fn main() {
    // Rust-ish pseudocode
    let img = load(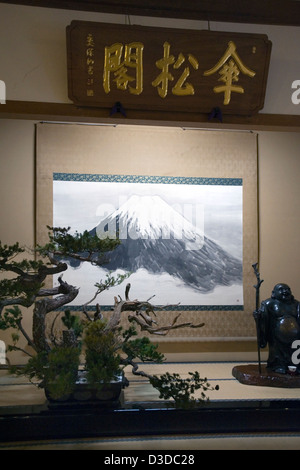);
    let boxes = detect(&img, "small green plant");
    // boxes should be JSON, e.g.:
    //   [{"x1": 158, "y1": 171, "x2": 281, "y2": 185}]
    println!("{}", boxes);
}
[
  {"x1": 13, "y1": 346, "x2": 81, "y2": 400},
  {"x1": 150, "y1": 371, "x2": 219, "y2": 409},
  {"x1": 84, "y1": 319, "x2": 121, "y2": 385},
  {"x1": 61, "y1": 309, "x2": 84, "y2": 340},
  {"x1": 122, "y1": 335, "x2": 165, "y2": 364},
  {"x1": 44, "y1": 347, "x2": 81, "y2": 399}
]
